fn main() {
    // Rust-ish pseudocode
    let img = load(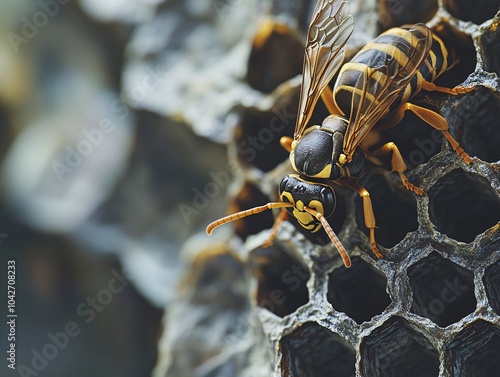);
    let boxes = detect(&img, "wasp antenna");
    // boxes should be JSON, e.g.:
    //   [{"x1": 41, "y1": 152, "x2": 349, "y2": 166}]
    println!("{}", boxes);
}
[
  {"x1": 304, "y1": 206, "x2": 351, "y2": 268},
  {"x1": 206, "y1": 202, "x2": 293, "y2": 236}
]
